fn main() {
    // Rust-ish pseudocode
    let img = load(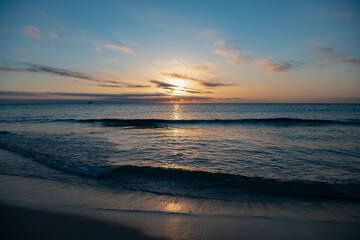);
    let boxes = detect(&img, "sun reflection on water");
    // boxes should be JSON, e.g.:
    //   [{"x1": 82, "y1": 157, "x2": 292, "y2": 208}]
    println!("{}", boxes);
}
[
  {"x1": 164, "y1": 202, "x2": 182, "y2": 212},
  {"x1": 173, "y1": 104, "x2": 181, "y2": 120}
]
